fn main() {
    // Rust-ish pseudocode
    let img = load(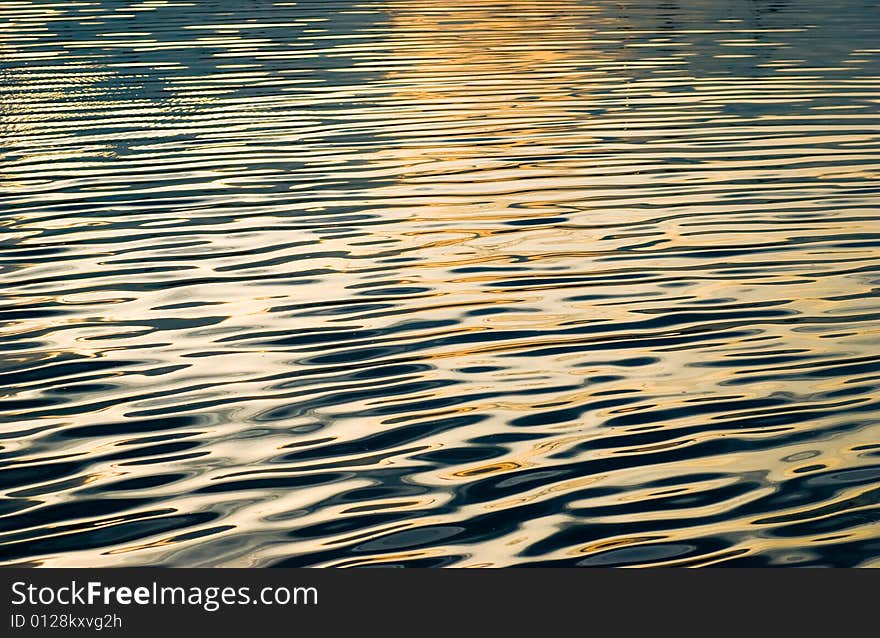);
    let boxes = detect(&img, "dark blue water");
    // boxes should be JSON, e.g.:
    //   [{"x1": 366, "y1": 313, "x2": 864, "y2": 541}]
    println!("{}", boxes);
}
[{"x1": 2, "y1": 0, "x2": 880, "y2": 567}]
